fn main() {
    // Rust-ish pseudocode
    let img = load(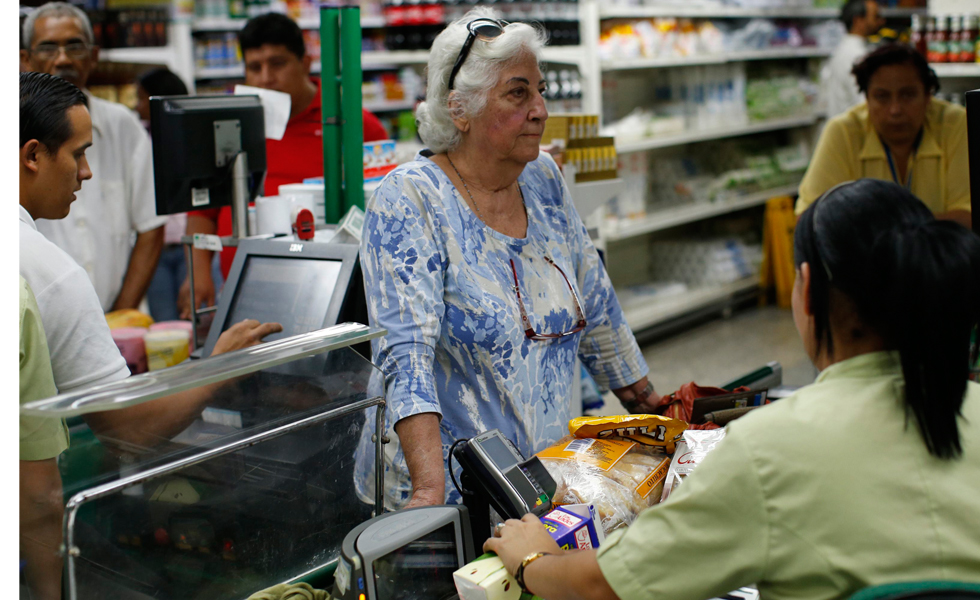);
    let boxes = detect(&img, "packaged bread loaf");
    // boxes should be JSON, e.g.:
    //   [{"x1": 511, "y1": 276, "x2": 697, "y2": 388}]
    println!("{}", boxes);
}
[{"x1": 536, "y1": 436, "x2": 671, "y2": 534}]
